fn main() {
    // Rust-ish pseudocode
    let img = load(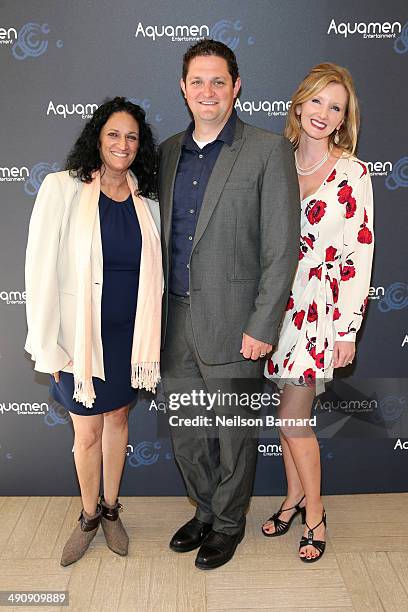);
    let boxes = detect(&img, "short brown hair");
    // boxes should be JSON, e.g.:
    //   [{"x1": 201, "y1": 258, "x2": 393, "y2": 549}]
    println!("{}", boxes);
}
[{"x1": 182, "y1": 39, "x2": 239, "y2": 85}]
